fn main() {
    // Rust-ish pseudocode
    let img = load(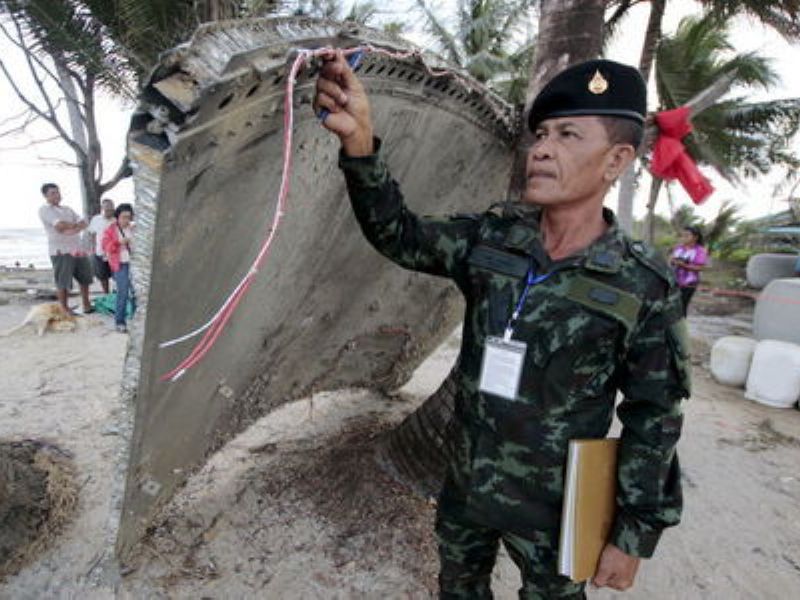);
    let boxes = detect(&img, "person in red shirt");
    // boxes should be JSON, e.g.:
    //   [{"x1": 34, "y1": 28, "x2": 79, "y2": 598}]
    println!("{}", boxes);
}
[{"x1": 101, "y1": 203, "x2": 135, "y2": 333}]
